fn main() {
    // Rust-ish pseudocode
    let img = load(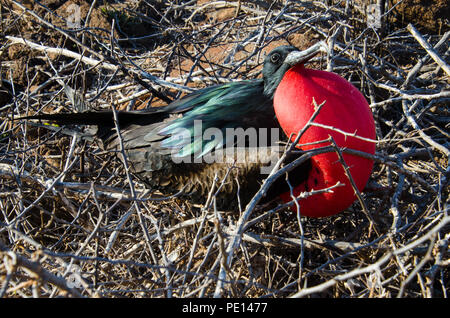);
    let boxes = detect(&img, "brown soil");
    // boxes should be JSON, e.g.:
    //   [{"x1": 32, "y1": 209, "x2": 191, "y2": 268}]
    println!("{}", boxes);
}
[{"x1": 391, "y1": 0, "x2": 449, "y2": 33}]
